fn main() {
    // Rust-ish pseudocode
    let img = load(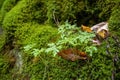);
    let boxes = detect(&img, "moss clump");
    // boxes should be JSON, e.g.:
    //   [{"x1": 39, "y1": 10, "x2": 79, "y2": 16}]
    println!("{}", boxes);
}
[
  {"x1": 109, "y1": 7, "x2": 120, "y2": 34},
  {"x1": 15, "y1": 22, "x2": 58, "y2": 48},
  {"x1": 0, "y1": 0, "x2": 4, "y2": 9},
  {"x1": 2, "y1": 0, "x2": 47, "y2": 47},
  {"x1": 2, "y1": 0, "x2": 46, "y2": 30},
  {"x1": 0, "y1": 0, "x2": 19, "y2": 25}
]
